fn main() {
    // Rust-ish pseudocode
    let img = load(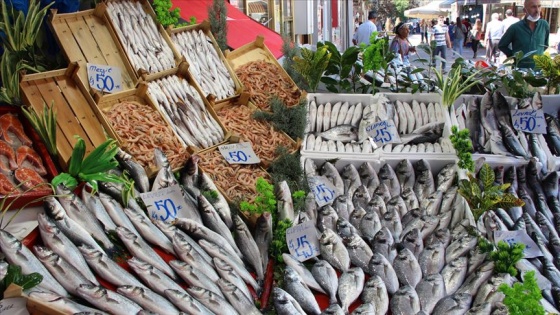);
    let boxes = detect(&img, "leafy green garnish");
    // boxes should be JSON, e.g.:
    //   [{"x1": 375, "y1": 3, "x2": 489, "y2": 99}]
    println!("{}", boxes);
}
[
  {"x1": 450, "y1": 126, "x2": 474, "y2": 172},
  {"x1": 498, "y1": 271, "x2": 544, "y2": 315},
  {"x1": 21, "y1": 103, "x2": 57, "y2": 158},
  {"x1": 0, "y1": 264, "x2": 43, "y2": 298},
  {"x1": 253, "y1": 97, "x2": 307, "y2": 141},
  {"x1": 271, "y1": 218, "x2": 292, "y2": 263},
  {"x1": 239, "y1": 178, "x2": 276, "y2": 215},
  {"x1": 292, "y1": 45, "x2": 331, "y2": 92},
  {"x1": 153, "y1": 0, "x2": 193, "y2": 27},
  {"x1": 479, "y1": 238, "x2": 525, "y2": 276},
  {"x1": 267, "y1": 147, "x2": 307, "y2": 194}
]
